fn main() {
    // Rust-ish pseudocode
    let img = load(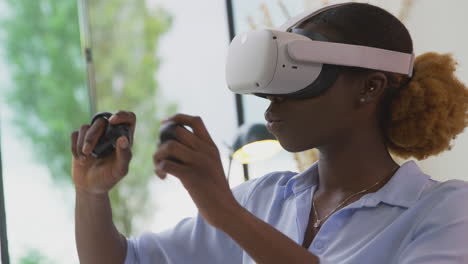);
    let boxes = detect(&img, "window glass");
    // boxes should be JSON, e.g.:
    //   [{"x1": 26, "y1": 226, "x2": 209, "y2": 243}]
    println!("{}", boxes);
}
[
  {"x1": 80, "y1": 0, "x2": 258, "y2": 241},
  {"x1": 0, "y1": 0, "x2": 87, "y2": 262},
  {"x1": 143, "y1": 0, "x2": 244, "y2": 233},
  {"x1": 0, "y1": 0, "x2": 241, "y2": 263}
]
